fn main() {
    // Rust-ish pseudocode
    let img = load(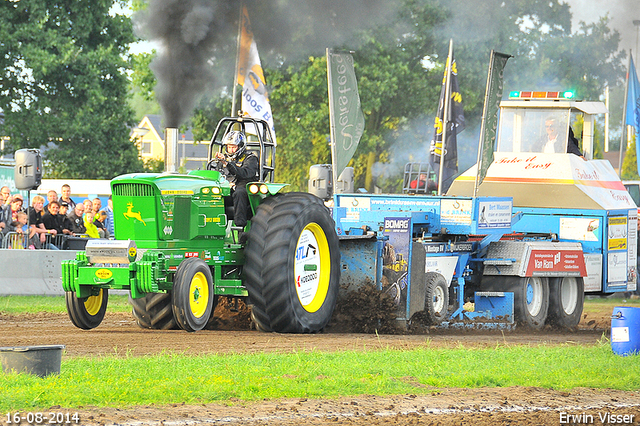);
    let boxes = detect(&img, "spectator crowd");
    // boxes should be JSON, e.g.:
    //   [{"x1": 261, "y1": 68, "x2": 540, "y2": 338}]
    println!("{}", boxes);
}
[{"x1": 0, "y1": 184, "x2": 115, "y2": 249}]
